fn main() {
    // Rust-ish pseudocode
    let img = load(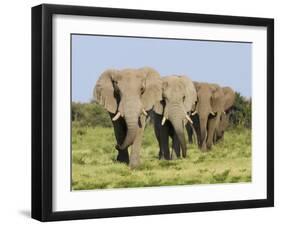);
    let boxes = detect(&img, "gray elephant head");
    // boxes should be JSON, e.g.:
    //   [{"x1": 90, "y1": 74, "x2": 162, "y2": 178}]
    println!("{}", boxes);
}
[
  {"x1": 154, "y1": 75, "x2": 197, "y2": 157},
  {"x1": 192, "y1": 82, "x2": 224, "y2": 150},
  {"x1": 94, "y1": 67, "x2": 162, "y2": 149}
]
